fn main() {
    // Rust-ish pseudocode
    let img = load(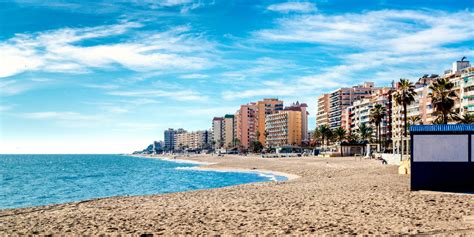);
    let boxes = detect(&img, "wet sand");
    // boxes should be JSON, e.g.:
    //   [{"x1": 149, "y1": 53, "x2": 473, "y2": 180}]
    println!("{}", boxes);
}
[{"x1": 0, "y1": 155, "x2": 473, "y2": 235}]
